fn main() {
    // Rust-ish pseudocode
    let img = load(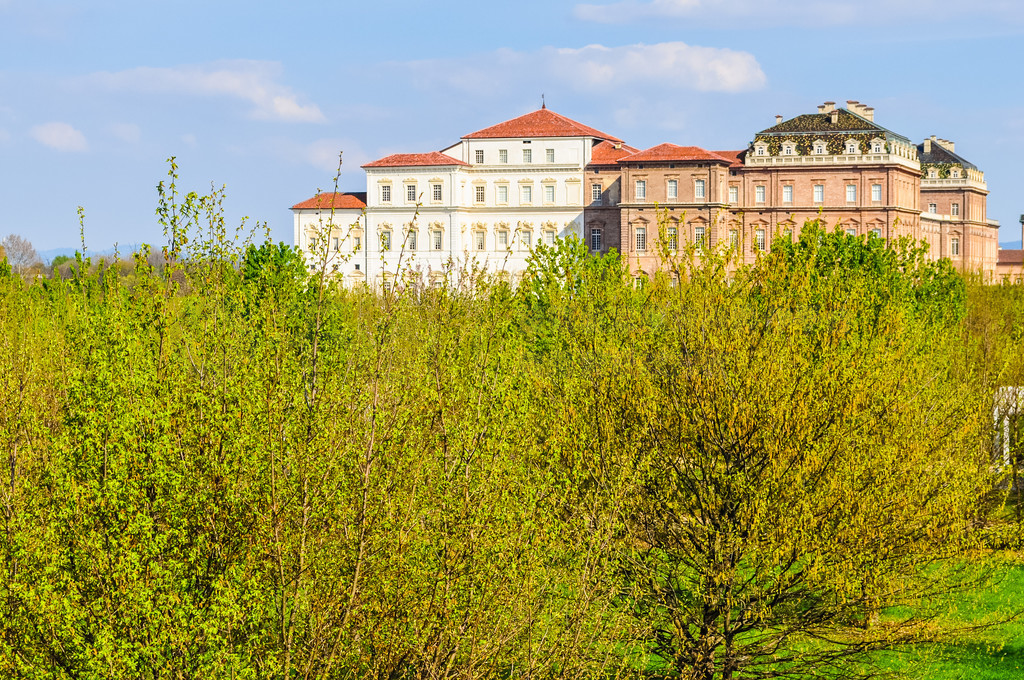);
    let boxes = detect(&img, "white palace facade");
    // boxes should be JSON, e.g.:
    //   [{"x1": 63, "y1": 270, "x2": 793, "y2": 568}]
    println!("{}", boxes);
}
[{"x1": 291, "y1": 107, "x2": 622, "y2": 288}]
